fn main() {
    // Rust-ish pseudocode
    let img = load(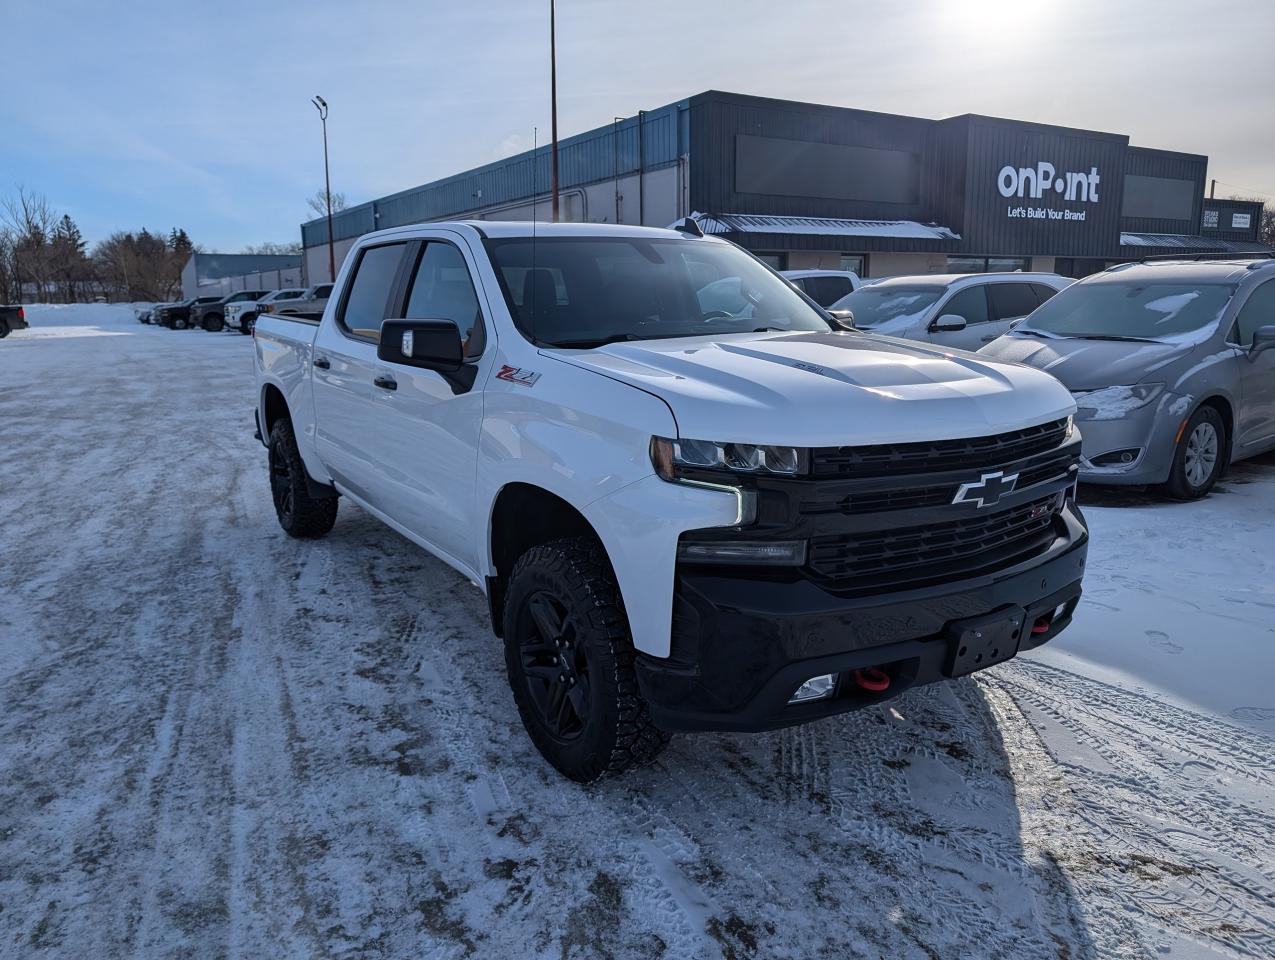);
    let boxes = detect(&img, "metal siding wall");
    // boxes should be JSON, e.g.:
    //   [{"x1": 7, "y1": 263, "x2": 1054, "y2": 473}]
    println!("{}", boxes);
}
[
  {"x1": 958, "y1": 117, "x2": 1128, "y2": 258},
  {"x1": 302, "y1": 103, "x2": 688, "y2": 246},
  {"x1": 1120, "y1": 147, "x2": 1206, "y2": 235},
  {"x1": 687, "y1": 93, "x2": 933, "y2": 221}
]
